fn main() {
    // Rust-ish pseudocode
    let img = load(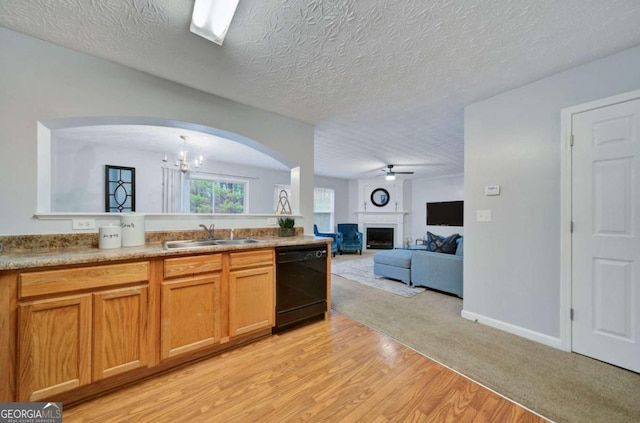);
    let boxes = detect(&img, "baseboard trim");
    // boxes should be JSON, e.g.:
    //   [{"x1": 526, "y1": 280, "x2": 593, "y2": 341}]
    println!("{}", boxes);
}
[{"x1": 461, "y1": 310, "x2": 562, "y2": 350}]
